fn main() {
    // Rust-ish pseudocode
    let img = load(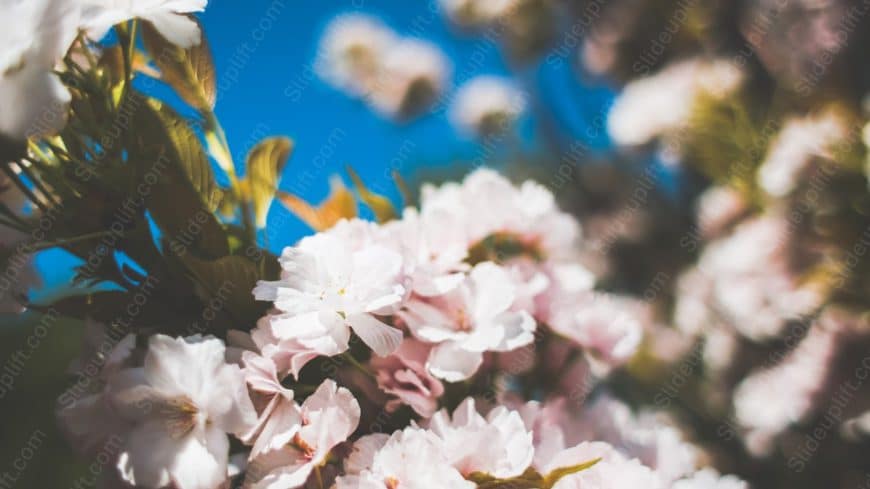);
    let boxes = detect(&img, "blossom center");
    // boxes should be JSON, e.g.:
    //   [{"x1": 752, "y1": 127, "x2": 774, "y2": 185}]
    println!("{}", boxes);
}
[
  {"x1": 161, "y1": 396, "x2": 200, "y2": 438},
  {"x1": 293, "y1": 433, "x2": 317, "y2": 460}
]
